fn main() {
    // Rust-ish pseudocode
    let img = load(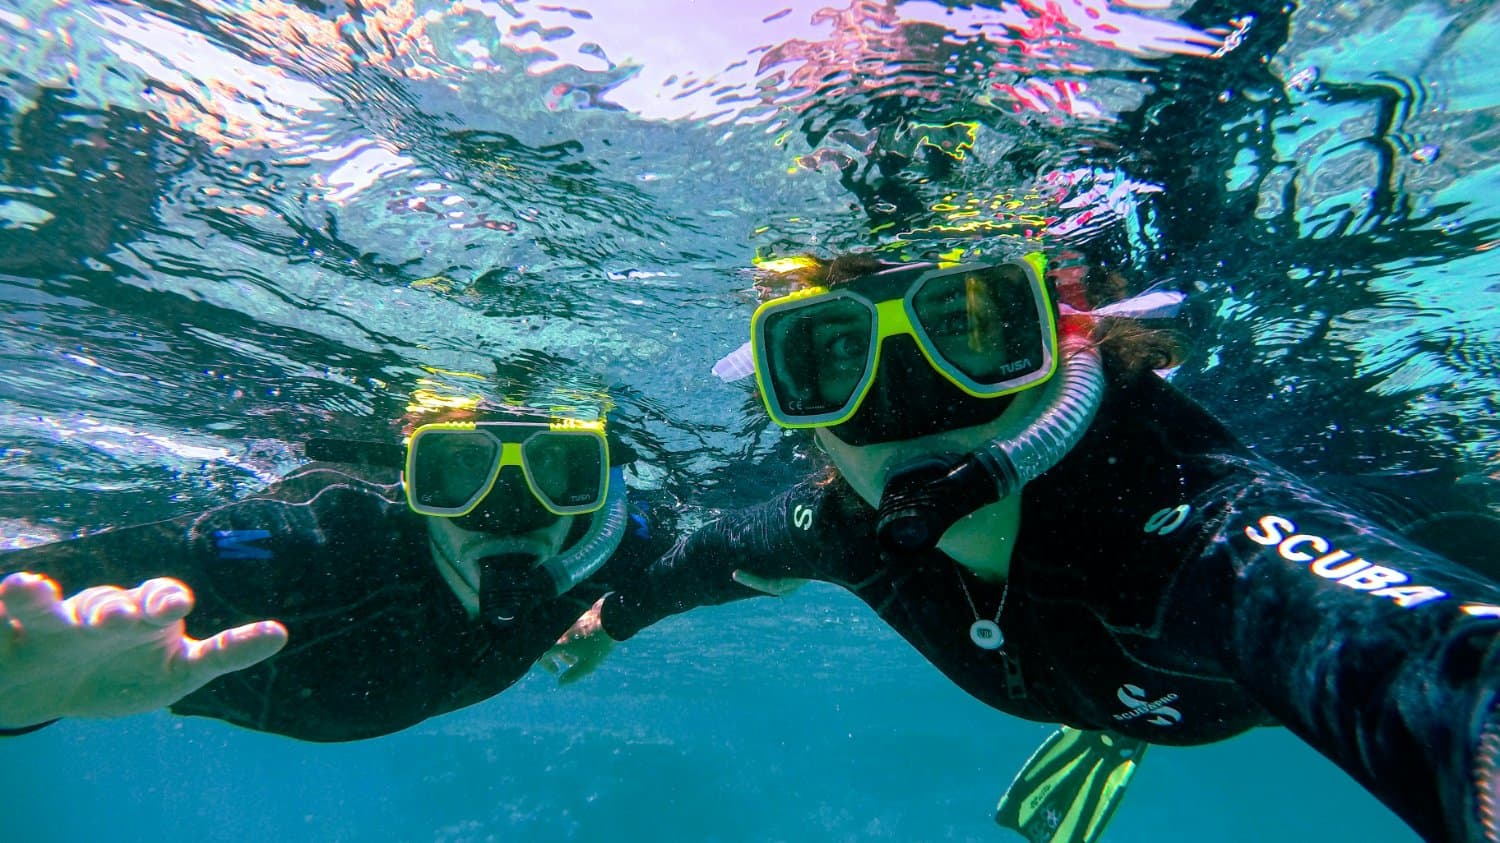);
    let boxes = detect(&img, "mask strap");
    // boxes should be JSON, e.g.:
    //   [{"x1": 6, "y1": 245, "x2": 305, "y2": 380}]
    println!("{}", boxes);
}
[{"x1": 1060, "y1": 289, "x2": 1185, "y2": 320}]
